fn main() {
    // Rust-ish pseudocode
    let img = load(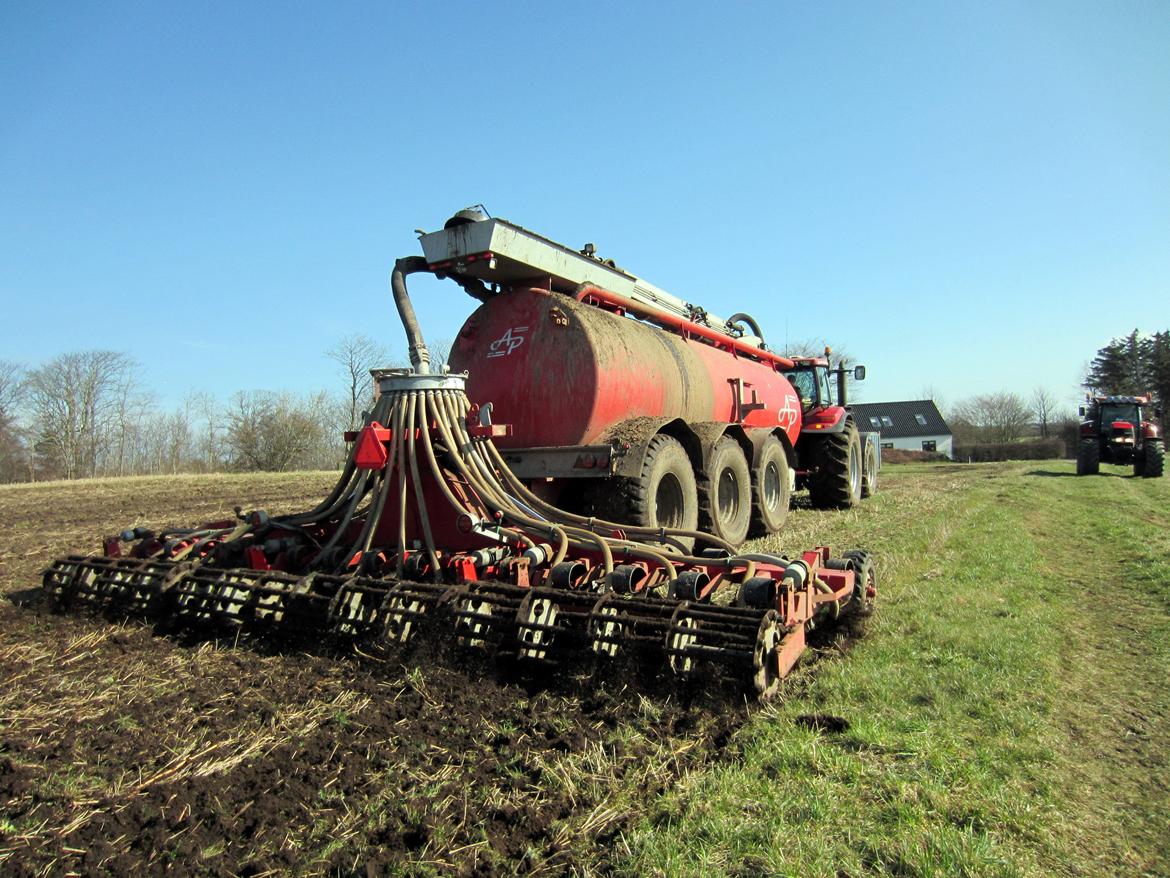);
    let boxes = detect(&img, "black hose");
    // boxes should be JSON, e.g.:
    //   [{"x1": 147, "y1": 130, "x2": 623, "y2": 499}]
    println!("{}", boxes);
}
[
  {"x1": 727, "y1": 312, "x2": 765, "y2": 343},
  {"x1": 392, "y1": 255, "x2": 433, "y2": 374}
]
